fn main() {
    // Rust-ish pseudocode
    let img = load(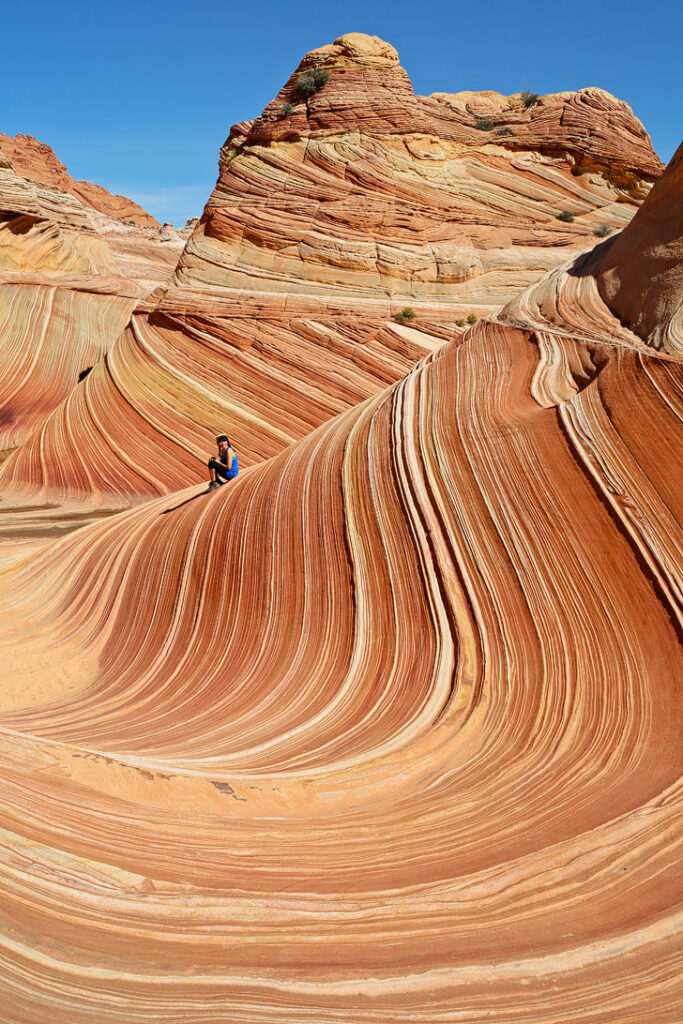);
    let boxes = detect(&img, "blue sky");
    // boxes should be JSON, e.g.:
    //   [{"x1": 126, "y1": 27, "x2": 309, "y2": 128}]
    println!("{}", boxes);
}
[{"x1": 4, "y1": 0, "x2": 681, "y2": 225}]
